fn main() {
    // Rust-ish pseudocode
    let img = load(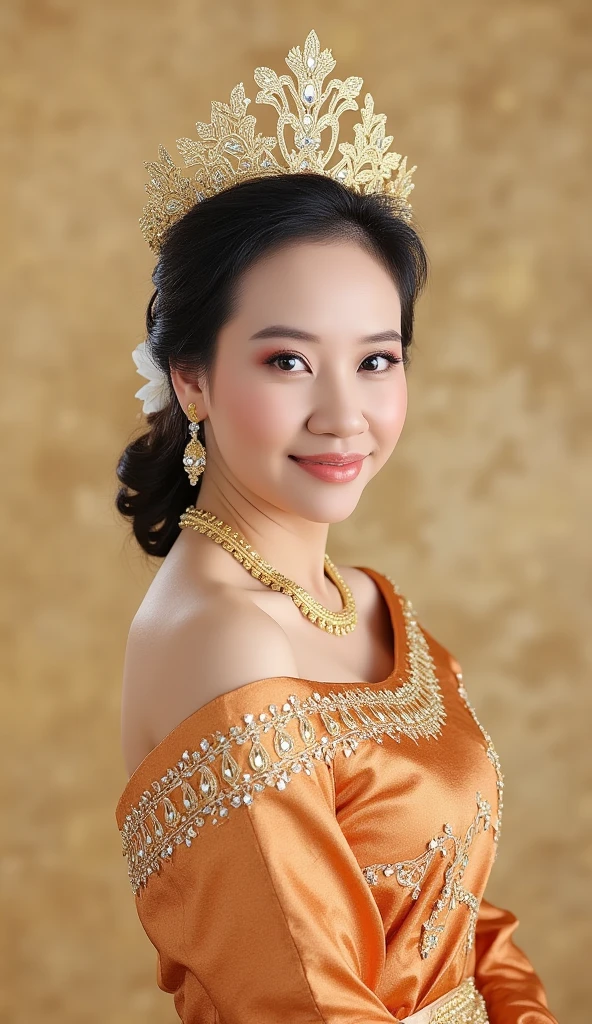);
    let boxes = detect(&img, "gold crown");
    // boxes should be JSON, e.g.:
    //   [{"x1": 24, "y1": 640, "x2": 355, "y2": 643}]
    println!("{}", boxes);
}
[{"x1": 140, "y1": 29, "x2": 417, "y2": 255}]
